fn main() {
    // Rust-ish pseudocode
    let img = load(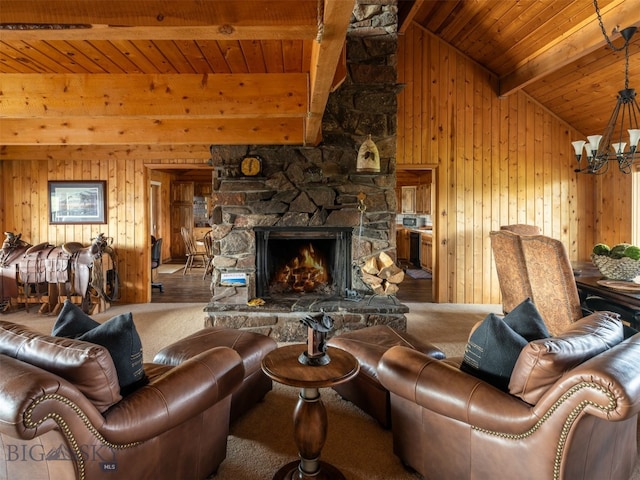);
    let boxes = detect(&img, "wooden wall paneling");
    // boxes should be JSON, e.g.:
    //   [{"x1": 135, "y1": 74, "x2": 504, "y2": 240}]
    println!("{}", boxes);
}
[
  {"x1": 596, "y1": 172, "x2": 633, "y2": 246},
  {"x1": 438, "y1": 31, "x2": 453, "y2": 303},
  {"x1": 0, "y1": 156, "x2": 213, "y2": 305},
  {"x1": 483, "y1": 69, "x2": 497, "y2": 302},
  {"x1": 412, "y1": 26, "x2": 422, "y2": 167},
  {"x1": 493, "y1": 87, "x2": 507, "y2": 301},
  {"x1": 398, "y1": 23, "x2": 598, "y2": 304},
  {"x1": 465, "y1": 54, "x2": 476, "y2": 303},
  {"x1": 460, "y1": 59, "x2": 468, "y2": 301},
  {"x1": 428, "y1": 34, "x2": 438, "y2": 168},
  {"x1": 134, "y1": 160, "x2": 148, "y2": 303}
]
